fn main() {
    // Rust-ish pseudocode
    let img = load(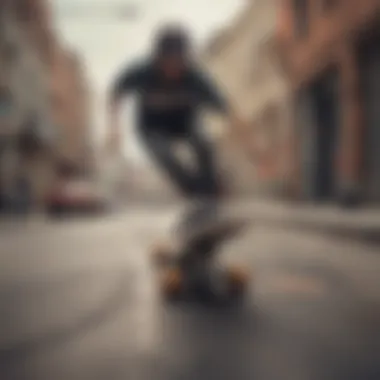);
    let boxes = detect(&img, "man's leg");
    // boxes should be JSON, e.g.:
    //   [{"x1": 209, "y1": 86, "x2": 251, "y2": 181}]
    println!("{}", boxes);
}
[
  {"x1": 176, "y1": 130, "x2": 224, "y2": 234},
  {"x1": 140, "y1": 129, "x2": 195, "y2": 196},
  {"x1": 187, "y1": 130, "x2": 222, "y2": 198}
]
